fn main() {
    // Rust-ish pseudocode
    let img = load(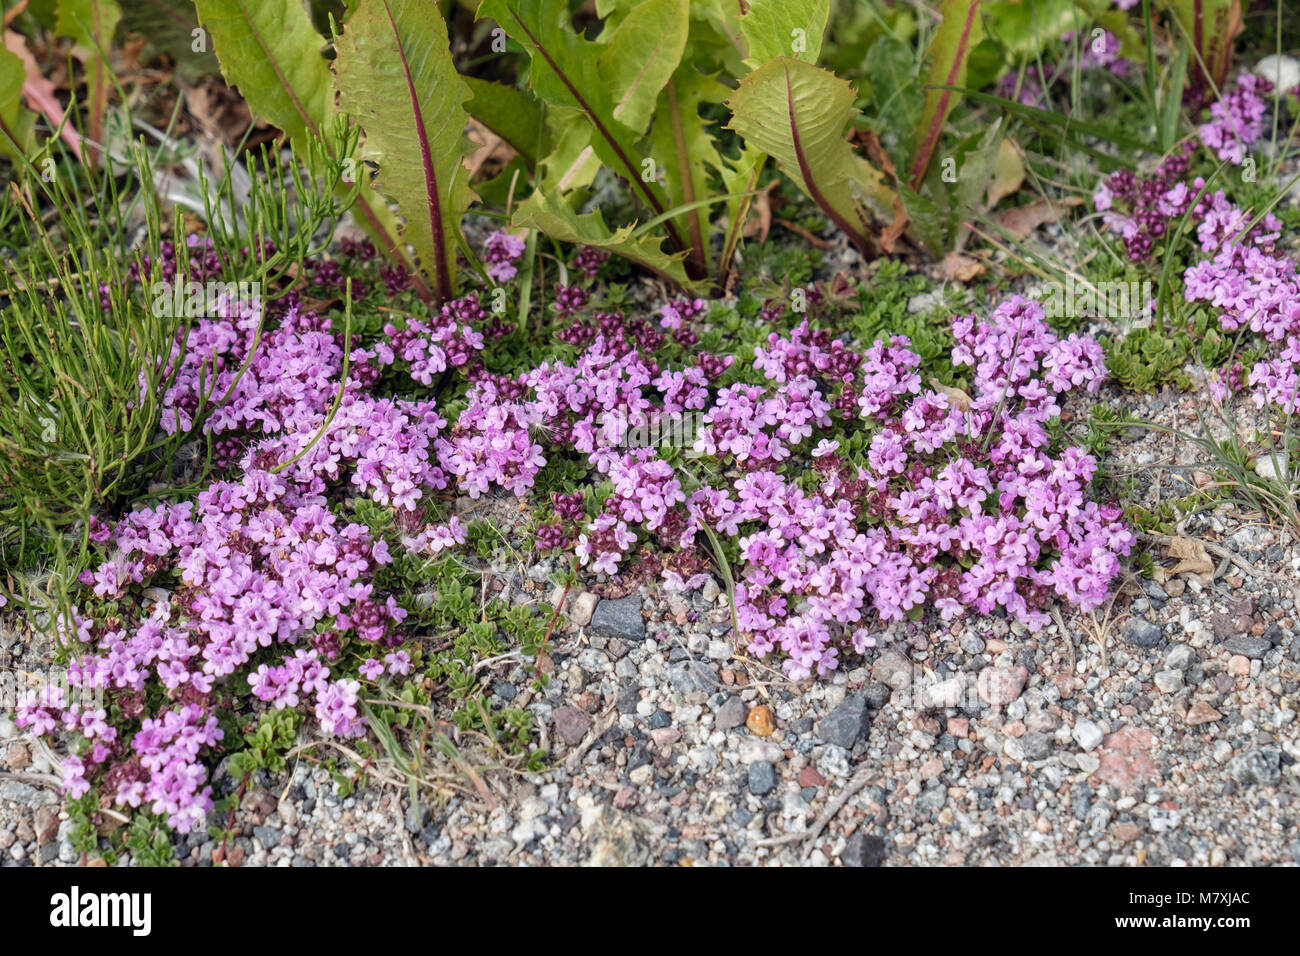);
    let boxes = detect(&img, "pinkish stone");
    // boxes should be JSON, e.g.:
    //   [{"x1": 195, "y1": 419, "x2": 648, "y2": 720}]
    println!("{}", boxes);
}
[
  {"x1": 1096, "y1": 726, "x2": 1161, "y2": 793},
  {"x1": 798, "y1": 766, "x2": 827, "y2": 788},
  {"x1": 977, "y1": 666, "x2": 1028, "y2": 706}
]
